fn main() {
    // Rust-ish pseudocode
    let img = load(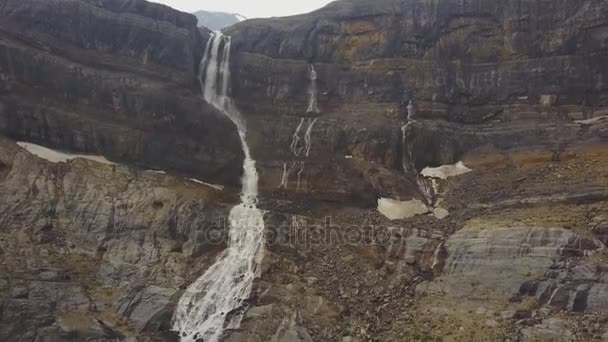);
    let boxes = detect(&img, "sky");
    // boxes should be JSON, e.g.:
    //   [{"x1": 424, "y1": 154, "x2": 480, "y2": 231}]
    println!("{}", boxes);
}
[{"x1": 152, "y1": 0, "x2": 335, "y2": 18}]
